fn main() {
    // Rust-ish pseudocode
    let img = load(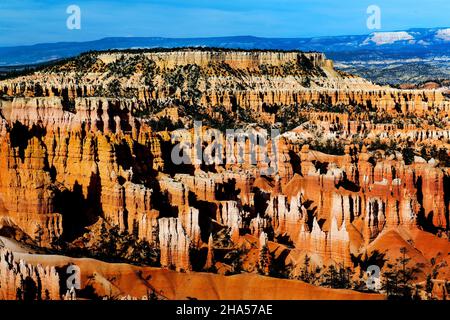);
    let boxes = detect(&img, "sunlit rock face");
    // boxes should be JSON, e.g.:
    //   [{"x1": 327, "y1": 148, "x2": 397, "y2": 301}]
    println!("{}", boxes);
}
[
  {"x1": 158, "y1": 217, "x2": 191, "y2": 272},
  {"x1": 0, "y1": 49, "x2": 449, "y2": 295},
  {"x1": 0, "y1": 248, "x2": 60, "y2": 300}
]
